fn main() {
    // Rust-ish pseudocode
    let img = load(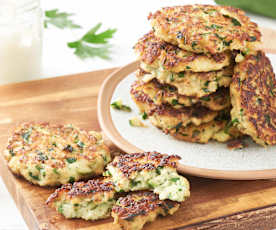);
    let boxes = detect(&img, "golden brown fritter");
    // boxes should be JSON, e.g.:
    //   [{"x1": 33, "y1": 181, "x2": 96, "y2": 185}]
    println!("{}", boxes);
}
[
  {"x1": 134, "y1": 31, "x2": 232, "y2": 72},
  {"x1": 106, "y1": 151, "x2": 190, "y2": 201},
  {"x1": 112, "y1": 191, "x2": 180, "y2": 230},
  {"x1": 138, "y1": 64, "x2": 233, "y2": 97},
  {"x1": 230, "y1": 51, "x2": 276, "y2": 146},
  {"x1": 131, "y1": 89, "x2": 219, "y2": 128},
  {"x1": 131, "y1": 79, "x2": 230, "y2": 111},
  {"x1": 46, "y1": 178, "x2": 115, "y2": 220},
  {"x1": 4, "y1": 122, "x2": 111, "y2": 186},
  {"x1": 149, "y1": 5, "x2": 261, "y2": 54}
]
